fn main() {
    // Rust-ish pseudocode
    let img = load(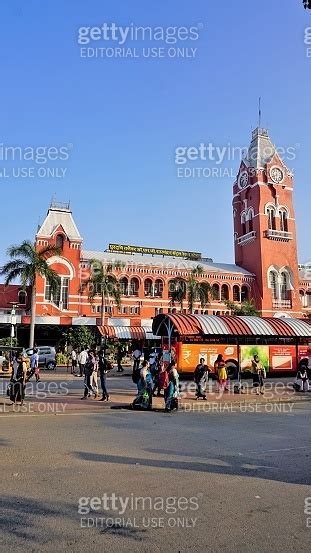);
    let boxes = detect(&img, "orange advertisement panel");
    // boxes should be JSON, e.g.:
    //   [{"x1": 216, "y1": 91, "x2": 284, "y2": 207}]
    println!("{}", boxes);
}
[
  {"x1": 269, "y1": 345, "x2": 296, "y2": 372},
  {"x1": 178, "y1": 343, "x2": 238, "y2": 373},
  {"x1": 298, "y1": 345, "x2": 311, "y2": 362}
]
